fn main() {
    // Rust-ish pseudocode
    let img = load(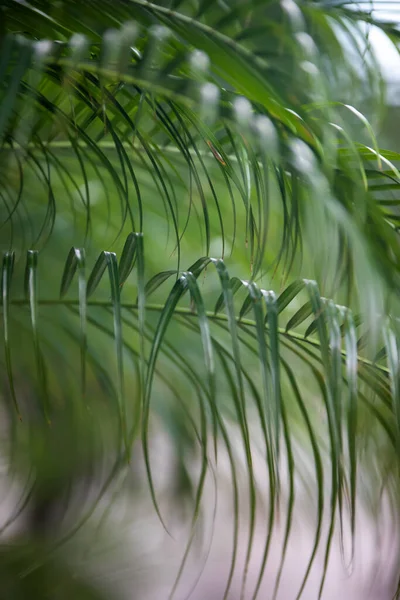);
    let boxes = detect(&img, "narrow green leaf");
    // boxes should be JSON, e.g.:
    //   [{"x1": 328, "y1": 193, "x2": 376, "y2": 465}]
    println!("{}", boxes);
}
[
  {"x1": 343, "y1": 105, "x2": 382, "y2": 170},
  {"x1": 85, "y1": 247, "x2": 128, "y2": 454},
  {"x1": 263, "y1": 290, "x2": 281, "y2": 468},
  {"x1": 25, "y1": 250, "x2": 50, "y2": 422},
  {"x1": 1, "y1": 252, "x2": 20, "y2": 419},
  {"x1": 304, "y1": 318, "x2": 319, "y2": 339},
  {"x1": 118, "y1": 232, "x2": 137, "y2": 287},
  {"x1": 214, "y1": 276, "x2": 242, "y2": 314},
  {"x1": 59, "y1": 247, "x2": 87, "y2": 404},
  {"x1": 374, "y1": 346, "x2": 386, "y2": 363},
  {"x1": 304, "y1": 280, "x2": 339, "y2": 599},
  {"x1": 143, "y1": 266, "x2": 217, "y2": 529},
  {"x1": 187, "y1": 256, "x2": 211, "y2": 278},
  {"x1": 239, "y1": 289, "x2": 253, "y2": 320},
  {"x1": 143, "y1": 275, "x2": 193, "y2": 530},
  {"x1": 281, "y1": 358, "x2": 324, "y2": 600},
  {"x1": 144, "y1": 269, "x2": 177, "y2": 298},
  {"x1": 330, "y1": 122, "x2": 368, "y2": 192},
  {"x1": 75, "y1": 249, "x2": 87, "y2": 405},
  {"x1": 326, "y1": 301, "x2": 346, "y2": 568},
  {"x1": 180, "y1": 318, "x2": 257, "y2": 600},
  {"x1": 285, "y1": 301, "x2": 313, "y2": 333},
  {"x1": 344, "y1": 310, "x2": 358, "y2": 564},
  {"x1": 277, "y1": 280, "x2": 305, "y2": 313},
  {"x1": 104, "y1": 251, "x2": 127, "y2": 457},
  {"x1": 132, "y1": 233, "x2": 145, "y2": 443},
  {"x1": 87, "y1": 252, "x2": 108, "y2": 298},
  {"x1": 210, "y1": 259, "x2": 255, "y2": 597},
  {"x1": 162, "y1": 368, "x2": 209, "y2": 600},
  {"x1": 181, "y1": 271, "x2": 216, "y2": 432},
  {"x1": 270, "y1": 387, "x2": 294, "y2": 600},
  {"x1": 60, "y1": 247, "x2": 79, "y2": 297},
  {"x1": 245, "y1": 281, "x2": 279, "y2": 497}
]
